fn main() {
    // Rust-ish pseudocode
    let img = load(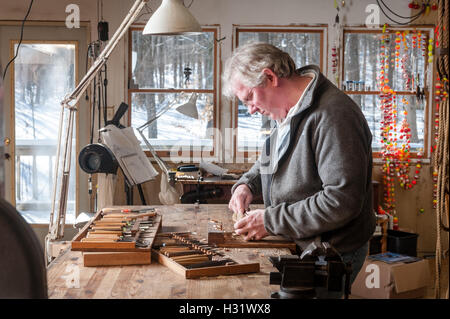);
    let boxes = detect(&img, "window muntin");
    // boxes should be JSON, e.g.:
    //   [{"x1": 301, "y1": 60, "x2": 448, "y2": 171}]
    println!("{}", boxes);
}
[
  {"x1": 129, "y1": 28, "x2": 218, "y2": 154},
  {"x1": 348, "y1": 94, "x2": 426, "y2": 153},
  {"x1": 131, "y1": 92, "x2": 214, "y2": 150},
  {"x1": 342, "y1": 29, "x2": 432, "y2": 155},
  {"x1": 130, "y1": 31, "x2": 215, "y2": 90},
  {"x1": 343, "y1": 32, "x2": 427, "y2": 92}
]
